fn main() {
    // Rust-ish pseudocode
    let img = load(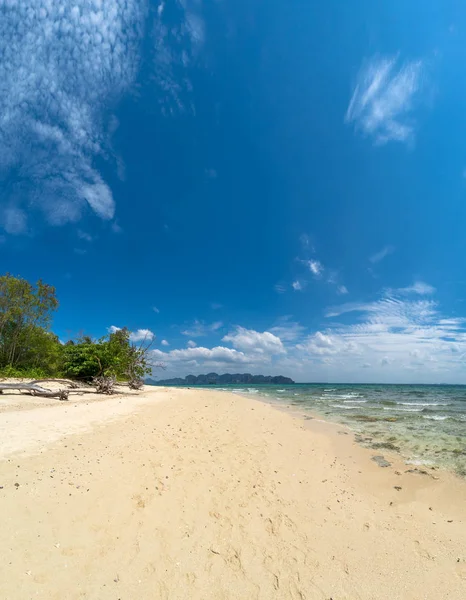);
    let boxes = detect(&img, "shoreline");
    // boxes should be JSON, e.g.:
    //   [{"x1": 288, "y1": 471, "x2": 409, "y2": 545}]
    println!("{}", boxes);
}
[{"x1": 0, "y1": 386, "x2": 465, "y2": 598}]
